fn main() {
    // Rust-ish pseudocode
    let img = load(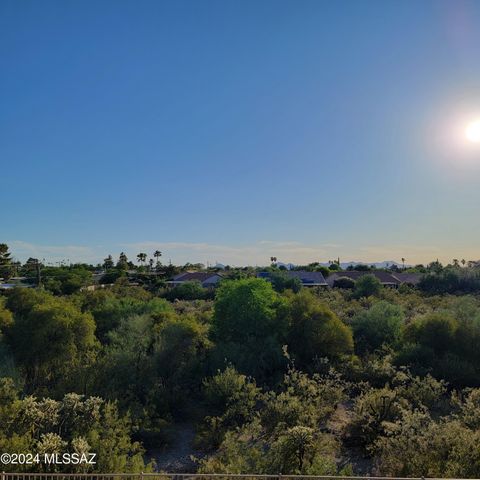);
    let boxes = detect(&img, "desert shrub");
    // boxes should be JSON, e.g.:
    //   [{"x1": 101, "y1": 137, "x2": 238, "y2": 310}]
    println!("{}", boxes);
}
[
  {"x1": 352, "y1": 301, "x2": 404, "y2": 354},
  {"x1": 164, "y1": 281, "x2": 210, "y2": 301}
]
